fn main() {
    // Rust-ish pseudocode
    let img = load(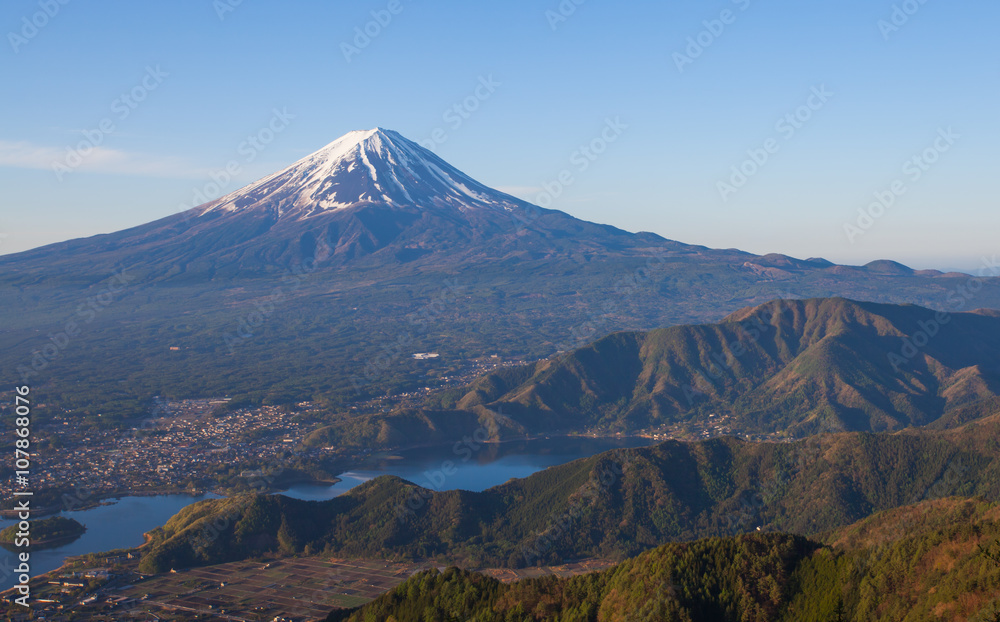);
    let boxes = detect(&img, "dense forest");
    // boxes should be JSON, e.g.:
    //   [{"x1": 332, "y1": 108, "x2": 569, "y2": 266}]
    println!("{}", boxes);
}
[
  {"x1": 0, "y1": 516, "x2": 86, "y2": 548},
  {"x1": 327, "y1": 498, "x2": 1000, "y2": 622},
  {"x1": 138, "y1": 413, "x2": 1000, "y2": 573}
]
